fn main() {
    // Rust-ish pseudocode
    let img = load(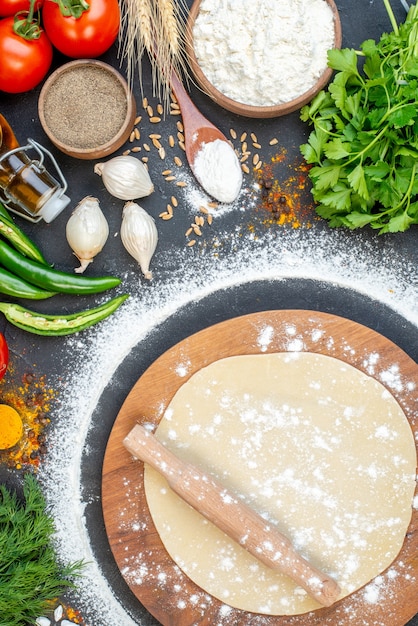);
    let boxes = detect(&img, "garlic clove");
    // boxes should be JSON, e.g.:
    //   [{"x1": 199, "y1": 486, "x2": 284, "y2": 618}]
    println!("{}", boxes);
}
[
  {"x1": 120, "y1": 201, "x2": 158, "y2": 280},
  {"x1": 94, "y1": 155, "x2": 154, "y2": 200},
  {"x1": 66, "y1": 196, "x2": 109, "y2": 273}
]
